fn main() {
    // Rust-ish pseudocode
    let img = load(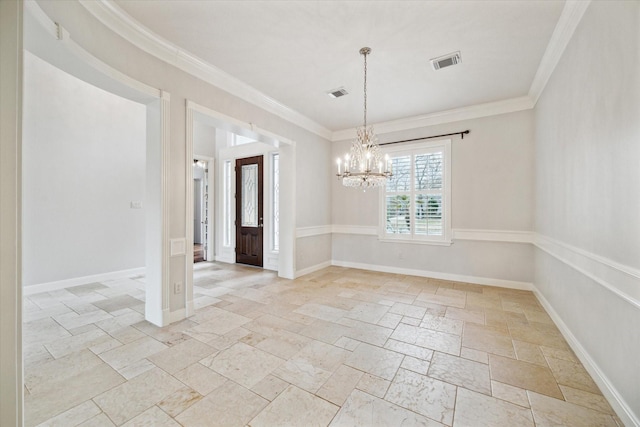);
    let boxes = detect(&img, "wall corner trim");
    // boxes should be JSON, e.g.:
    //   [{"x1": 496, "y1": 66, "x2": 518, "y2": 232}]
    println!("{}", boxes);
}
[{"x1": 528, "y1": 0, "x2": 591, "y2": 105}]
